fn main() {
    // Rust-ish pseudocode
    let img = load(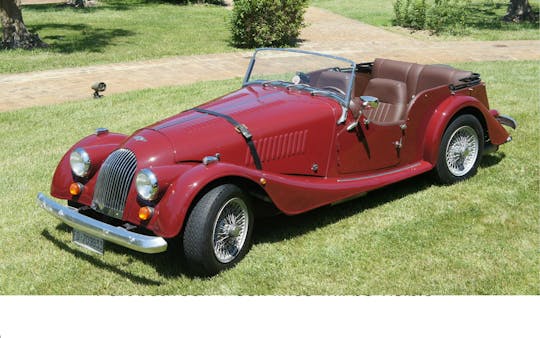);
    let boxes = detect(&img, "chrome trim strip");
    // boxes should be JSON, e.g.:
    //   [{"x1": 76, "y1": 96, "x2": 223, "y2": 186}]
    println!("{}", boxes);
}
[
  {"x1": 92, "y1": 149, "x2": 137, "y2": 219},
  {"x1": 337, "y1": 162, "x2": 423, "y2": 183},
  {"x1": 37, "y1": 193, "x2": 167, "y2": 254}
]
